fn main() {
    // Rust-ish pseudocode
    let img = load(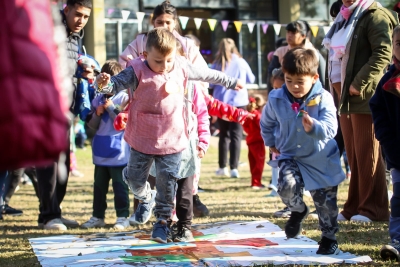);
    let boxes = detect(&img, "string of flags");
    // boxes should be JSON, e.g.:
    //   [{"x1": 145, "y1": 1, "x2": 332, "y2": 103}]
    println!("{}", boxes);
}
[{"x1": 110, "y1": 10, "x2": 331, "y2": 37}]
